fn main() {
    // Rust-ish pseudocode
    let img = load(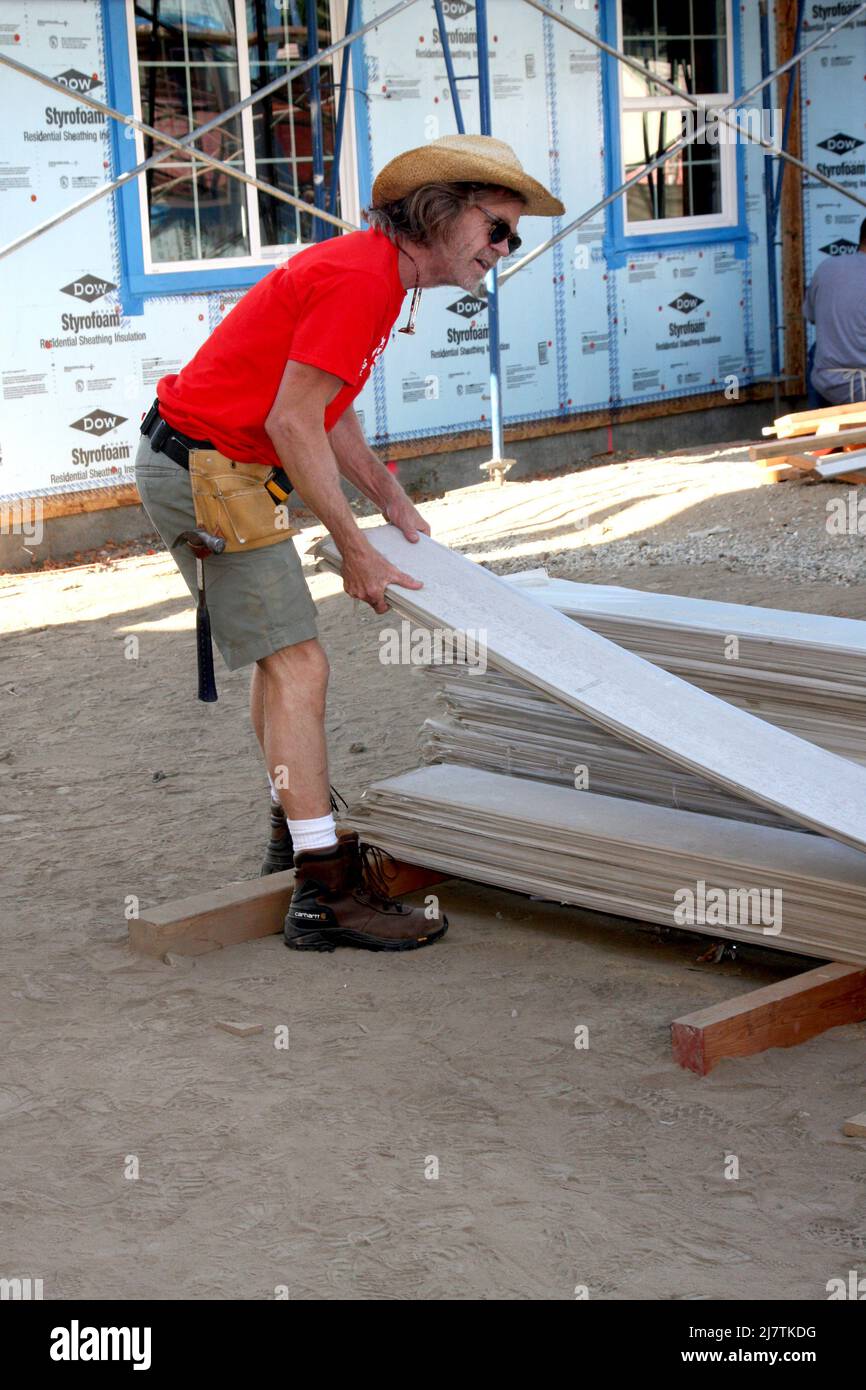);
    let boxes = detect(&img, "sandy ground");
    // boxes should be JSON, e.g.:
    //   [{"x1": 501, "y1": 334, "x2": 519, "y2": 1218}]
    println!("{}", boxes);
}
[{"x1": 2, "y1": 444, "x2": 866, "y2": 1301}]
